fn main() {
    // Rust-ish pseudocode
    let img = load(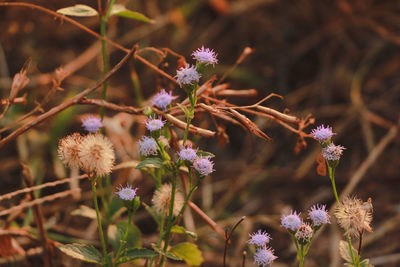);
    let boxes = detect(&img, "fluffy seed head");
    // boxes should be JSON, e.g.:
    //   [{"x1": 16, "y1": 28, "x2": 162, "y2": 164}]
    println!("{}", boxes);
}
[
  {"x1": 151, "y1": 89, "x2": 177, "y2": 110},
  {"x1": 78, "y1": 134, "x2": 115, "y2": 177},
  {"x1": 116, "y1": 185, "x2": 137, "y2": 201},
  {"x1": 248, "y1": 229, "x2": 271, "y2": 247},
  {"x1": 335, "y1": 196, "x2": 373, "y2": 237},
  {"x1": 281, "y1": 210, "x2": 302, "y2": 232},
  {"x1": 178, "y1": 145, "x2": 198, "y2": 162},
  {"x1": 322, "y1": 143, "x2": 346, "y2": 161},
  {"x1": 138, "y1": 136, "x2": 158, "y2": 156},
  {"x1": 81, "y1": 115, "x2": 103, "y2": 133},
  {"x1": 152, "y1": 183, "x2": 184, "y2": 216},
  {"x1": 193, "y1": 156, "x2": 214, "y2": 176},
  {"x1": 311, "y1": 125, "x2": 334, "y2": 143},
  {"x1": 253, "y1": 247, "x2": 277, "y2": 267},
  {"x1": 295, "y1": 223, "x2": 313, "y2": 244},
  {"x1": 175, "y1": 65, "x2": 201, "y2": 87},
  {"x1": 192, "y1": 46, "x2": 218, "y2": 66},
  {"x1": 309, "y1": 204, "x2": 330, "y2": 226},
  {"x1": 58, "y1": 133, "x2": 82, "y2": 169},
  {"x1": 145, "y1": 117, "x2": 165, "y2": 132}
]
